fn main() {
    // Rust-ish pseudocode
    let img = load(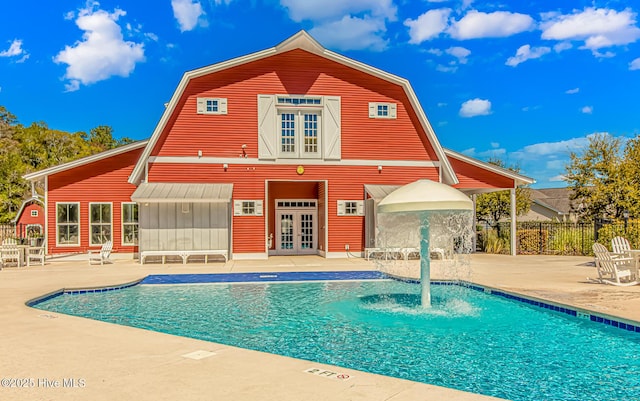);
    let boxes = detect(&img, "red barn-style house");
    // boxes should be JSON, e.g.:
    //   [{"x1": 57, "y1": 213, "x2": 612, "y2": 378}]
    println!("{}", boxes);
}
[
  {"x1": 24, "y1": 31, "x2": 533, "y2": 260},
  {"x1": 13, "y1": 196, "x2": 45, "y2": 240}
]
